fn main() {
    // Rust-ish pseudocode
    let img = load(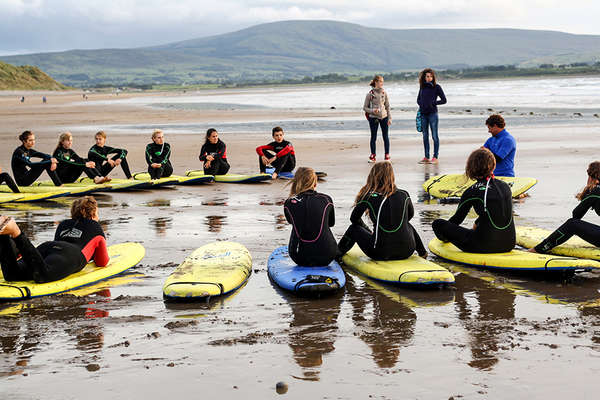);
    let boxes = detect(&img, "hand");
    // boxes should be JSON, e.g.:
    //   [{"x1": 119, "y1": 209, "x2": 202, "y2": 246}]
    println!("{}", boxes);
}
[
  {"x1": 108, "y1": 159, "x2": 116, "y2": 167},
  {"x1": 387, "y1": 119, "x2": 392, "y2": 126},
  {"x1": 271, "y1": 172, "x2": 278, "y2": 180},
  {"x1": 204, "y1": 161, "x2": 212, "y2": 168},
  {"x1": 114, "y1": 159, "x2": 121, "y2": 166},
  {"x1": 261, "y1": 155, "x2": 269, "y2": 166},
  {"x1": 374, "y1": 108, "x2": 380, "y2": 114},
  {"x1": 206, "y1": 155, "x2": 215, "y2": 162},
  {"x1": 151, "y1": 163, "x2": 161, "y2": 169},
  {"x1": 85, "y1": 161, "x2": 95, "y2": 168},
  {"x1": 50, "y1": 161, "x2": 57, "y2": 171},
  {"x1": 269, "y1": 157, "x2": 277, "y2": 164},
  {"x1": 472, "y1": 222, "x2": 477, "y2": 230}
]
